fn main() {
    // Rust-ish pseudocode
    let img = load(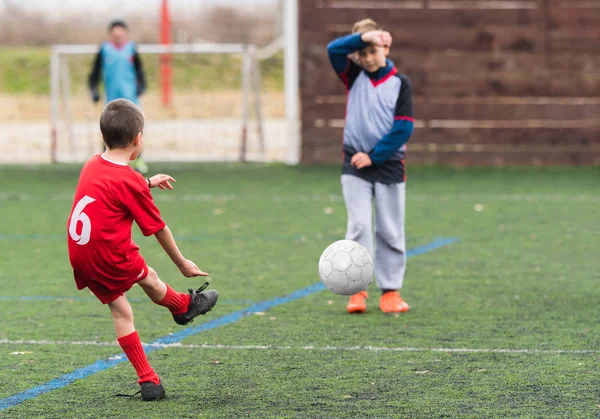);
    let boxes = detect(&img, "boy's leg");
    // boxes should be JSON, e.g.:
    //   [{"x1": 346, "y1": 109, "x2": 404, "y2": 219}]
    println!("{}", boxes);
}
[
  {"x1": 341, "y1": 175, "x2": 374, "y2": 252},
  {"x1": 109, "y1": 296, "x2": 161, "y2": 387},
  {"x1": 137, "y1": 267, "x2": 190, "y2": 314},
  {"x1": 132, "y1": 155, "x2": 149, "y2": 174},
  {"x1": 374, "y1": 182, "x2": 409, "y2": 312},
  {"x1": 373, "y1": 182, "x2": 406, "y2": 289},
  {"x1": 341, "y1": 174, "x2": 374, "y2": 313},
  {"x1": 138, "y1": 266, "x2": 218, "y2": 325}
]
